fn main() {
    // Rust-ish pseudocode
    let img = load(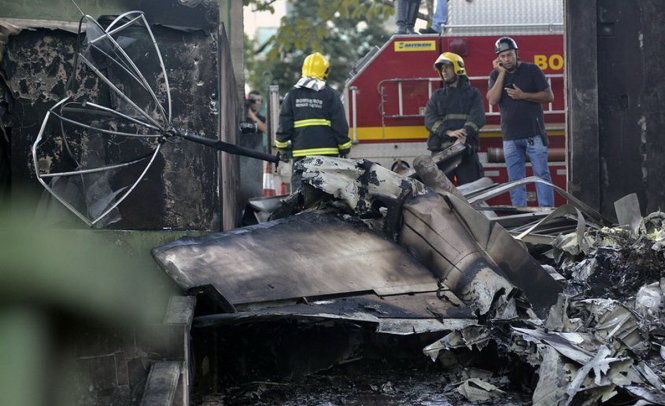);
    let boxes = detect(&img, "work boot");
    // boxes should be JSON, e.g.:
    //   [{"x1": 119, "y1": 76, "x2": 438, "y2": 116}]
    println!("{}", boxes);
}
[{"x1": 419, "y1": 27, "x2": 439, "y2": 34}]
